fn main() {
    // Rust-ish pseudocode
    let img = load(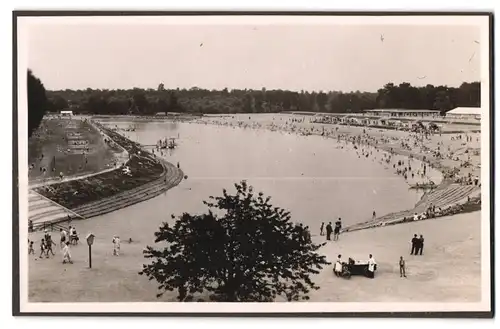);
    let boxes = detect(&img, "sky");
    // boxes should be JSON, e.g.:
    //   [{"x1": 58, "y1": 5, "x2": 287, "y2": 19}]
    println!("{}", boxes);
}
[{"x1": 27, "y1": 22, "x2": 482, "y2": 92}]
